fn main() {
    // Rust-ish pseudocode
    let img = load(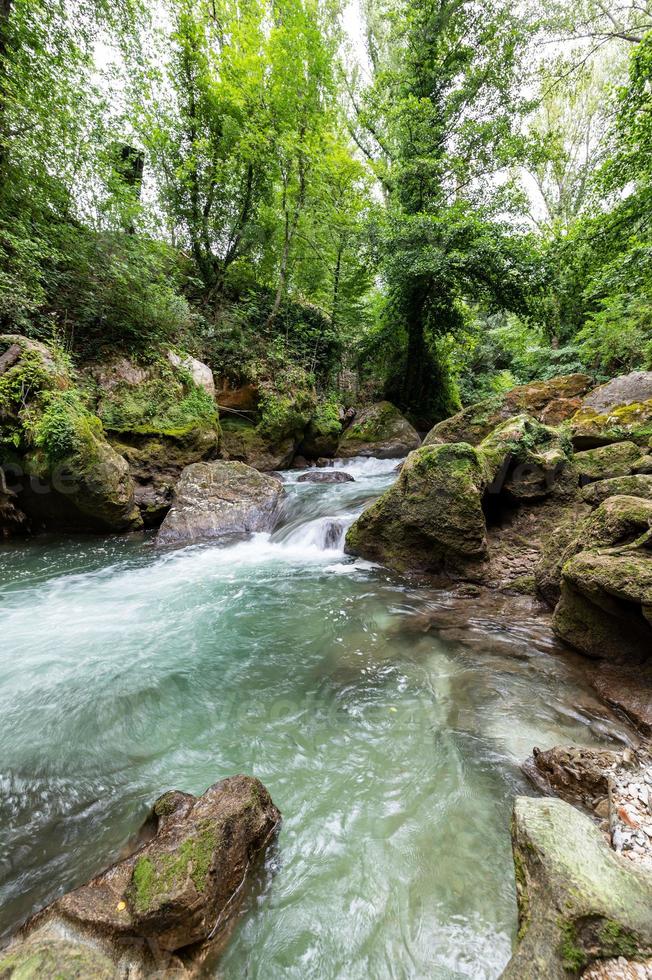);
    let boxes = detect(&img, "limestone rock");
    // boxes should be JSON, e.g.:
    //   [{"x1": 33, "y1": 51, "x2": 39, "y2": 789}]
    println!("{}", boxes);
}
[
  {"x1": 478, "y1": 413, "x2": 572, "y2": 500},
  {"x1": 167, "y1": 351, "x2": 216, "y2": 397},
  {"x1": 593, "y1": 663, "x2": 652, "y2": 735},
  {"x1": 0, "y1": 938, "x2": 115, "y2": 979},
  {"x1": 583, "y1": 372, "x2": 652, "y2": 413},
  {"x1": 219, "y1": 420, "x2": 296, "y2": 471},
  {"x1": 425, "y1": 374, "x2": 591, "y2": 446},
  {"x1": 569, "y1": 401, "x2": 652, "y2": 450},
  {"x1": 582, "y1": 475, "x2": 652, "y2": 508},
  {"x1": 522, "y1": 745, "x2": 623, "y2": 810},
  {"x1": 553, "y1": 549, "x2": 652, "y2": 661},
  {"x1": 501, "y1": 797, "x2": 652, "y2": 979},
  {"x1": 7, "y1": 775, "x2": 281, "y2": 977},
  {"x1": 337, "y1": 401, "x2": 421, "y2": 459},
  {"x1": 345, "y1": 443, "x2": 488, "y2": 574},
  {"x1": 575, "y1": 442, "x2": 646, "y2": 482},
  {"x1": 157, "y1": 461, "x2": 284, "y2": 546}
]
